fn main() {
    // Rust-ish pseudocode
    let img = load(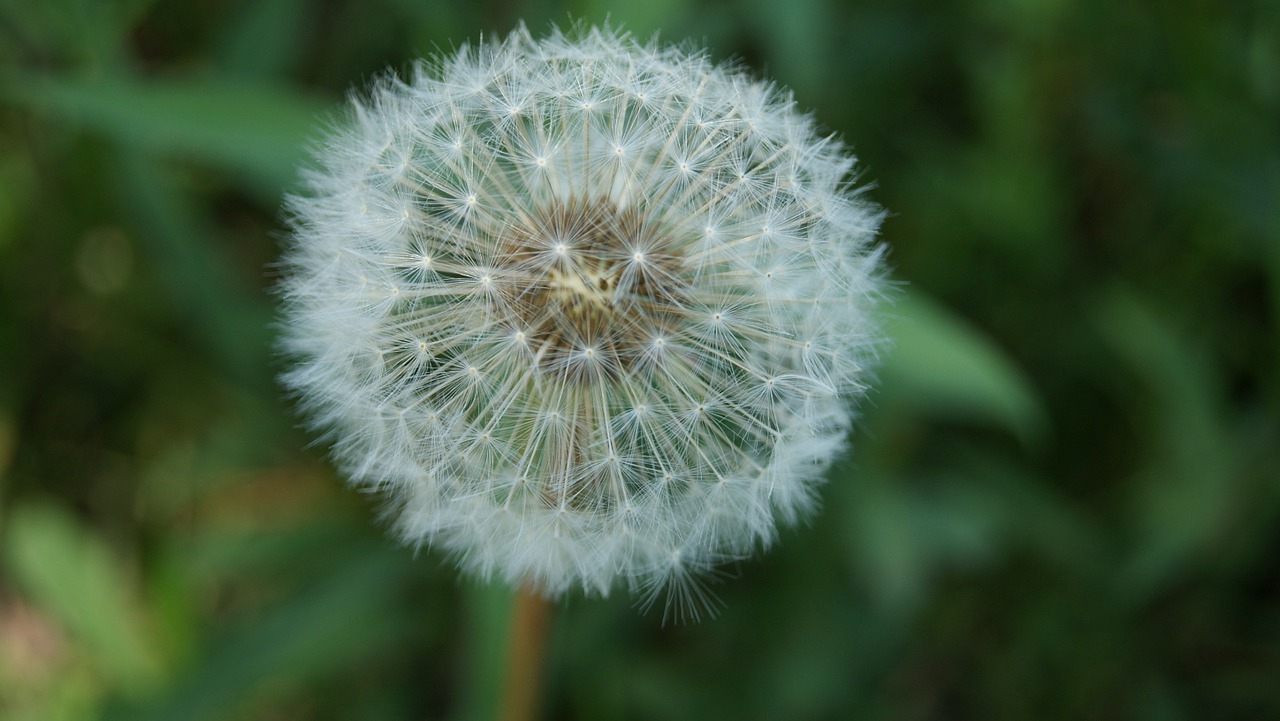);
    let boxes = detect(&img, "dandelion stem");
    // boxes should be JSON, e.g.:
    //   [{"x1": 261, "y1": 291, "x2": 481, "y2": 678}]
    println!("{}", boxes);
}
[{"x1": 499, "y1": 585, "x2": 553, "y2": 721}]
